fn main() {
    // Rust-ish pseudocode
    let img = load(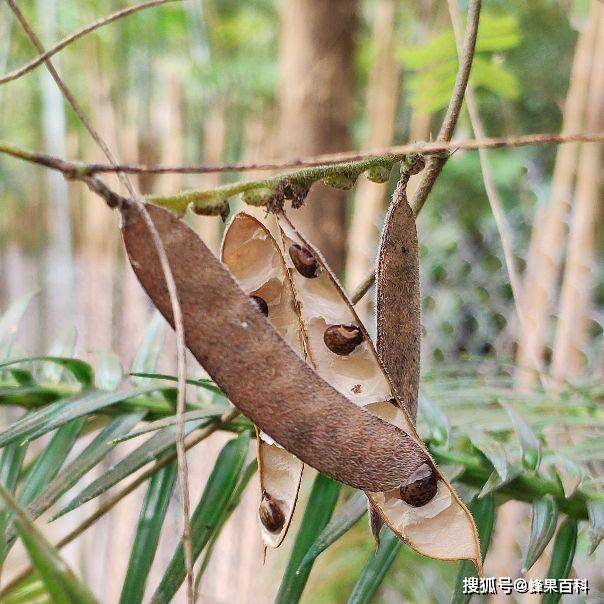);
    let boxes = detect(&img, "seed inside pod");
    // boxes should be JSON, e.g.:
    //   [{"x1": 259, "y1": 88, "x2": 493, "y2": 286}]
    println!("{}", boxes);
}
[
  {"x1": 399, "y1": 463, "x2": 438, "y2": 507},
  {"x1": 250, "y1": 295, "x2": 269, "y2": 317},
  {"x1": 323, "y1": 324, "x2": 364, "y2": 356},
  {"x1": 288, "y1": 243, "x2": 320, "y2": 278},
  {"x1": 259, "y1": 491, "x2": 285, "y2": 533}
]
